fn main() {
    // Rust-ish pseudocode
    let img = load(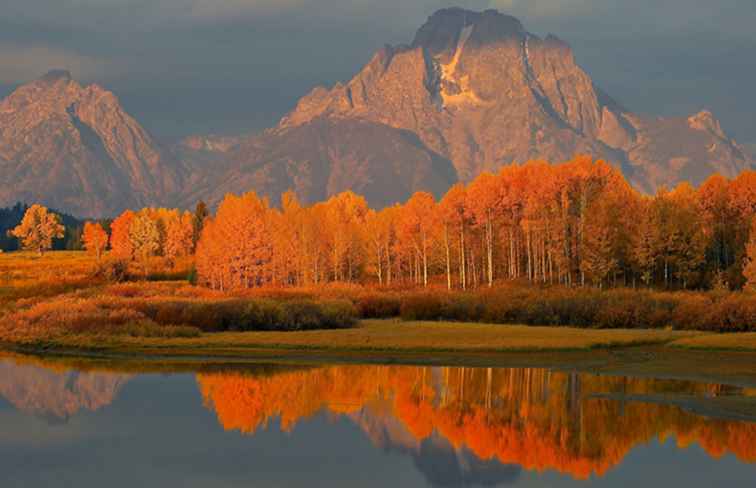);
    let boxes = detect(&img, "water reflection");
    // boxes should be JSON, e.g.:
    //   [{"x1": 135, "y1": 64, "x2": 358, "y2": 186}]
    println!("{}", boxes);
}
[
  {"x1": 0, "y1": 354, "x2": 755, "y2": 487},
  {"x1": 0, "y1": 357, "x2": 129, "y2": 420},
  {"x1": 197, "y1": 366, "x2": 756, "y2": 480}
]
